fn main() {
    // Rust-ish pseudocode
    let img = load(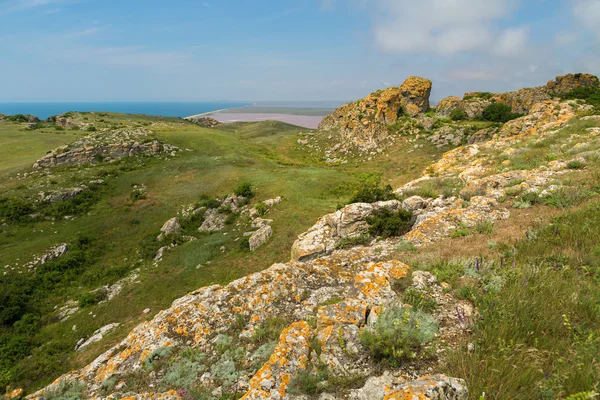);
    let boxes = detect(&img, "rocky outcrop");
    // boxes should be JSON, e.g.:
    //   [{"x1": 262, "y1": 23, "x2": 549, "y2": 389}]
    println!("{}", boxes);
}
[
  {"x1": 185, "y1": 116, "x2": 220, "y2": 128},
  {"x1": 291, "y1": 200, "x2": 403, "y2": 262},
  {"x1": 54, "y1": 115, "x2": 89, "y2": 130},
  {"x1": 437, "y1": 73, "x2": 598, "y2": 120},
  {"x1": 29, "y1": 248, "x2": 471, "y2": 400},
  {"x1": 39, "y1": 187, "x2": 86, "y2": 203},
  {"x1": 318, "y1": 77, "x2": 432, "y2": 149},
  {"x1": 158, "y1": 217, "x2": 182, "y2": 241},
  {"x1": 4, "y1": 243, "x2": 68, "y2": 273},
  {"x1": 546, "y1": 73, "x2": 599, "y2": 94},
  {"x1": 33, "y1": 129, "x2": 178, "y2": 169}
]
